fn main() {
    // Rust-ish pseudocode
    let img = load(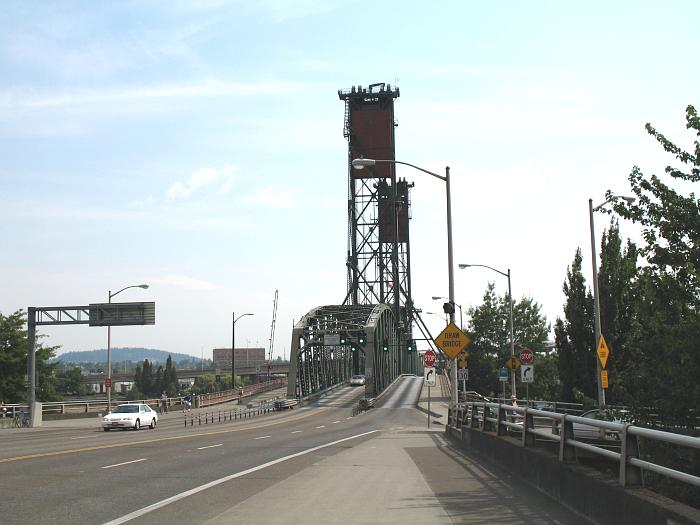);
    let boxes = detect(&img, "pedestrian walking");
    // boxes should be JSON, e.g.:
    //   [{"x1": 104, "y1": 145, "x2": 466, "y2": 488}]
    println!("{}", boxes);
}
[
  {"x1": 160, "y1": 391, "x2": 168, "y2": 414},
  {"x1": 183, "y1": 393, "x2": 192, "y2": 413}
]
